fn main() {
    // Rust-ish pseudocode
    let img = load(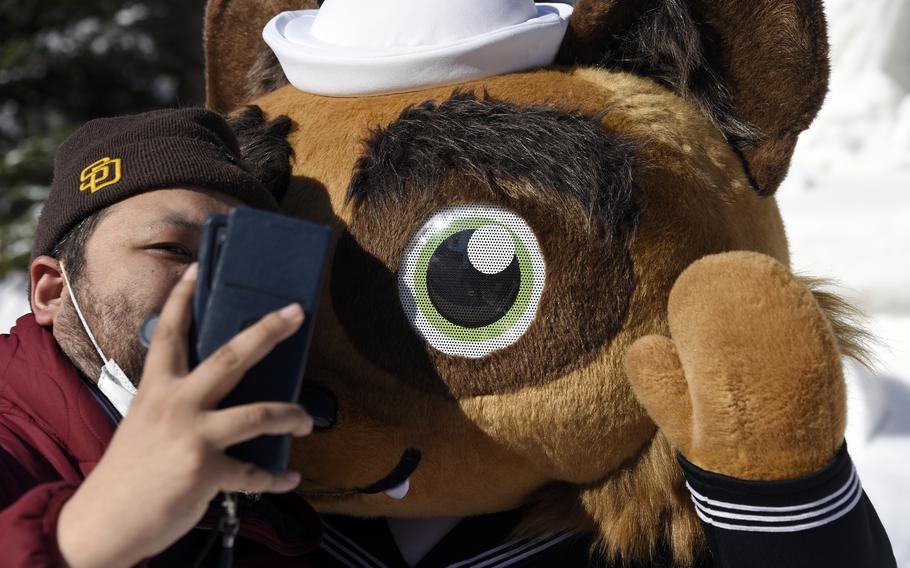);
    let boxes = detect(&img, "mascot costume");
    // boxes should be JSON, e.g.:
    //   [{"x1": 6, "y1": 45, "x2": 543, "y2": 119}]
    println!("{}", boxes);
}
[{"x1": 196, "y1": 0, "x2": 897, "y2": 566}]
